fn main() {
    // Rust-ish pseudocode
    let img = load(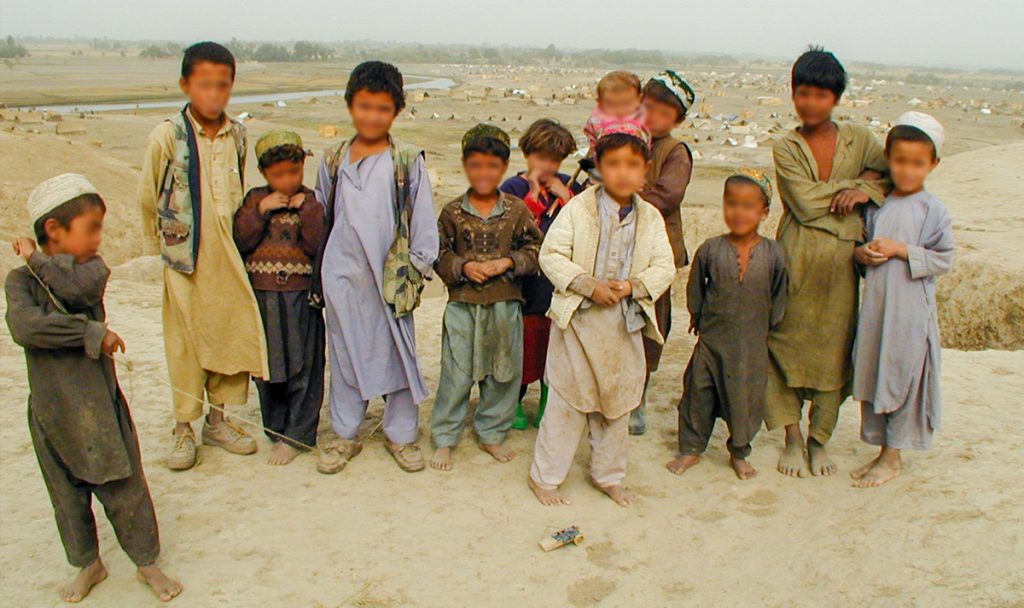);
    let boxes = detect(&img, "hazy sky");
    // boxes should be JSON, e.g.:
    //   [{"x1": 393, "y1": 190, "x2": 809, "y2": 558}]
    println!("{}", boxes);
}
[{"x1": 4, "y1": 0, "x2": 1024, "y2": 70}]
